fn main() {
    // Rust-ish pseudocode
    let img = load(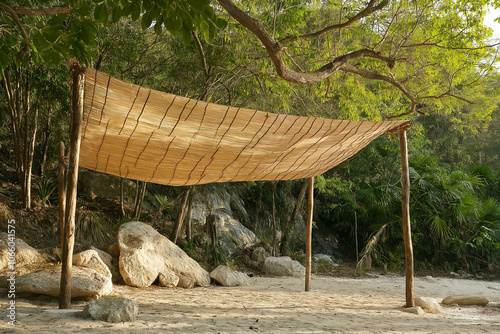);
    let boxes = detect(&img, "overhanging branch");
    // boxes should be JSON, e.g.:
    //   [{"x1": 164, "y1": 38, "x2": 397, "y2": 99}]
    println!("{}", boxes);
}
[
  {"x1": 0, "y1": 4, "x2": 30, "y2": 58},
  {"x1": 279, "y1": 0, "x2": 388, "y2": 44},
  {"x1": 10, "y1": 6, "x2": 71, "y2": 16}
]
